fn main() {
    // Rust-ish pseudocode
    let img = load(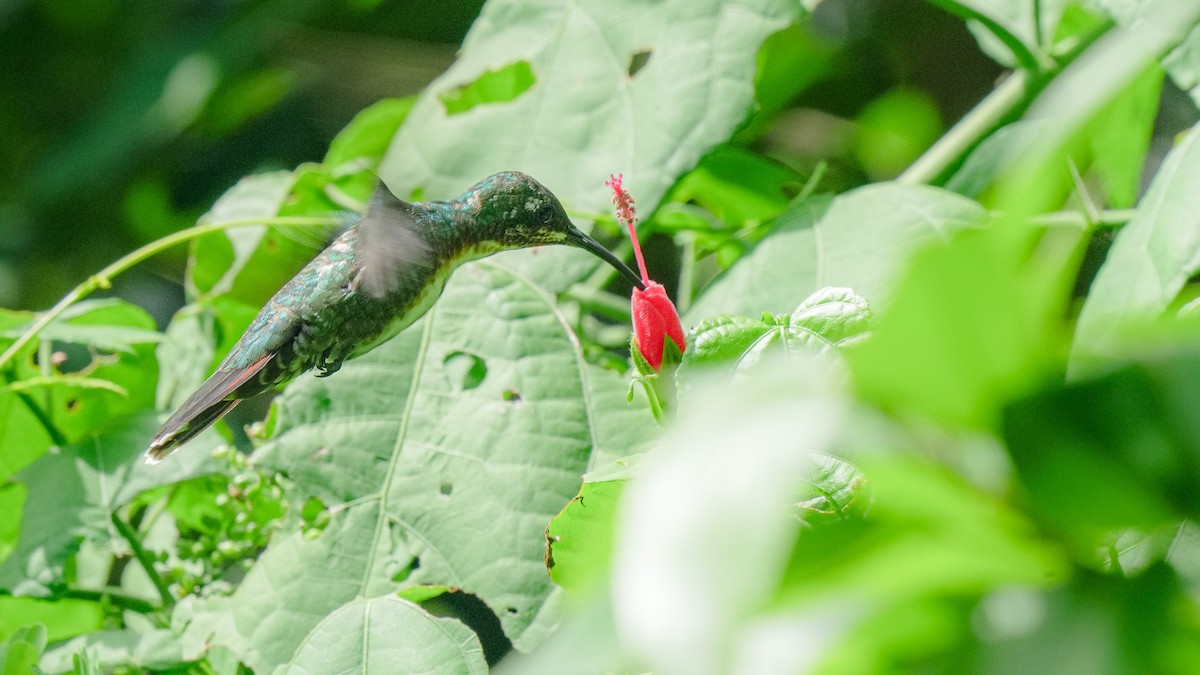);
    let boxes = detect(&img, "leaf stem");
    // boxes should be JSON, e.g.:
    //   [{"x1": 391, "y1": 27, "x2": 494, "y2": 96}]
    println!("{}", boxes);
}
[
  {"x1": 925, "y1": 0, "x2": 1047, "y2": 73},
  {"x1": 110, "y1": 510, "x2": 174, "y2": 609},
  {"x1": 1030, "y1": 209, "x2": 1135, "y2": 229},
  {"x1": 61, "y1": 587, "x2": 158, "y2": 614},
  {"x1": 565, "y1": 285, "x2": 633, "y2": 322},
  {"x1": 899, "y1": 70, "x2": 1030, "y2": 186},
  {"x1": 0, "y1": 216, "x2": 340, "y2": 373}
]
